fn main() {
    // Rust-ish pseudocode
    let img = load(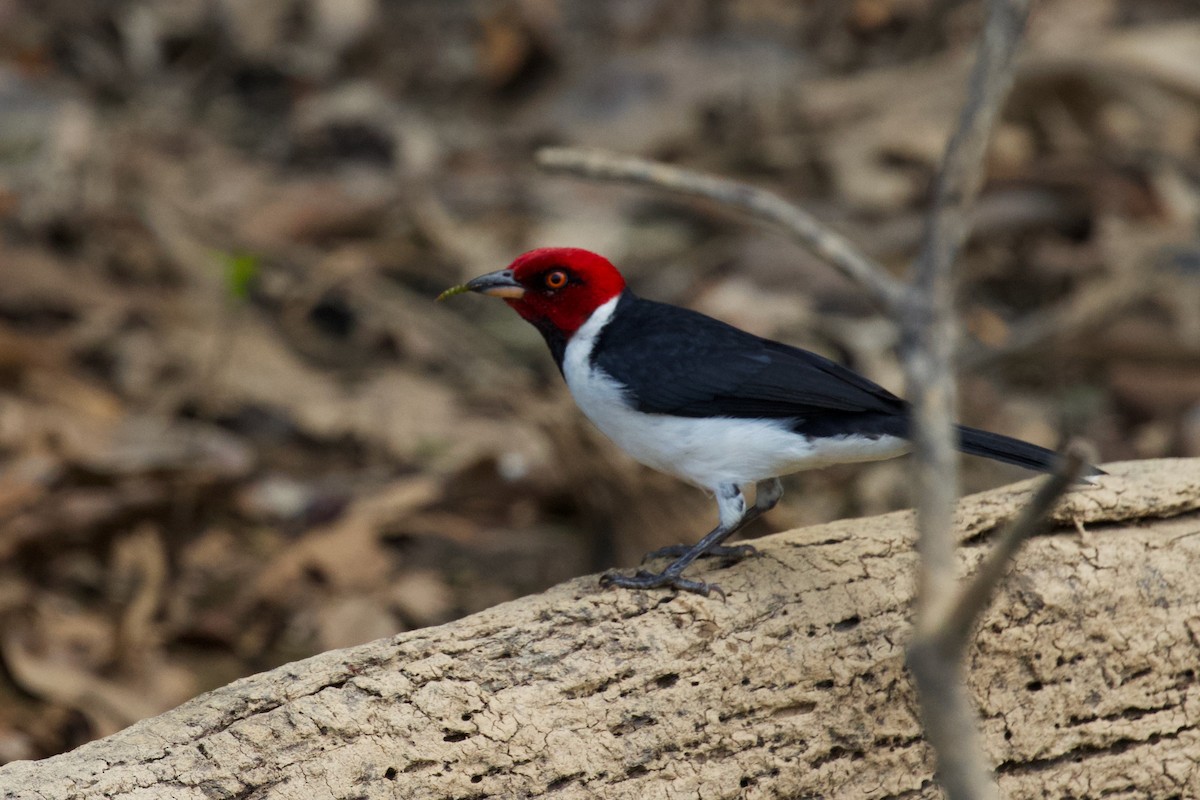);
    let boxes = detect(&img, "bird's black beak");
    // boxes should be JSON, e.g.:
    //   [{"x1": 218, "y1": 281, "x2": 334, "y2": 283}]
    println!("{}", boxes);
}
[{"x1": 464, "y1": 270, "x2": 525, "y2": 299}]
